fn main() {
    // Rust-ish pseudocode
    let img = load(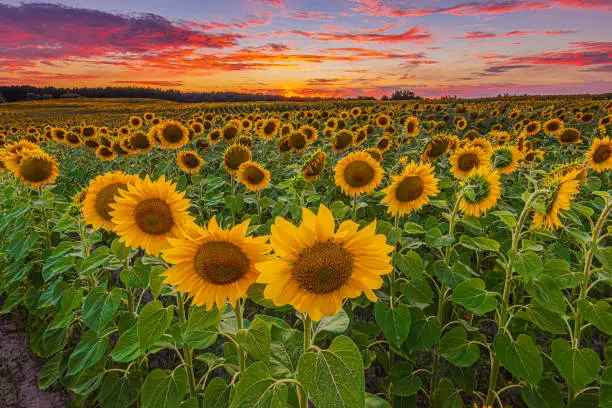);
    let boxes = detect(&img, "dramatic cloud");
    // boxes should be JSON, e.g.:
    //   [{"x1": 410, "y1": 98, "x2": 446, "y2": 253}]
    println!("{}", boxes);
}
[
  {"x1": 459, "y1": 30, "x2": 579, "y2": 40},
  {"x1": 276, "y1": 26, "x2": 432, "y2": 43},
  {"x1": 501, "y1": 41, "x2": 612, "y2": 66},
  {"x1": 111, "y1": 80, "x2": 185, "y2": 87}
]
